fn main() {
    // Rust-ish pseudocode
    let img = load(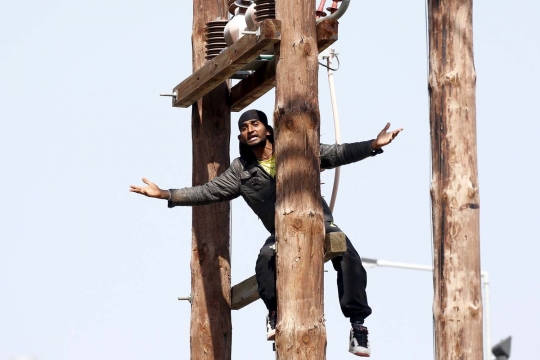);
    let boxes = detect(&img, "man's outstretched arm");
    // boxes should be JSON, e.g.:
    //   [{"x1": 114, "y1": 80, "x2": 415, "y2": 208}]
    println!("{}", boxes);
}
[
  {"x1": 130, "y1": 178, "x2": 170, "y2": 199},
  {"x1": 320, "y1": 123, "x2": 403, "y2": 169},
  {"x1": 130, "y1": 162, "x2": 242, "y2": 206}
]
